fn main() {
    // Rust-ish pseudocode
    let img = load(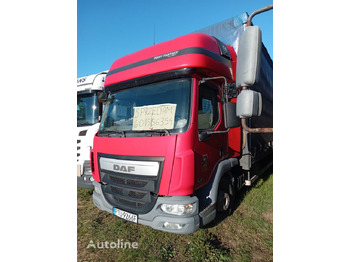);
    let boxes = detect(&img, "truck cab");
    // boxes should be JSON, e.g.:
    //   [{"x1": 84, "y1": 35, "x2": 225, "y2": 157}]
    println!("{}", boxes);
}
[{"x1": 77, "y1": 71, "x2": 107, "y2": 189}]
